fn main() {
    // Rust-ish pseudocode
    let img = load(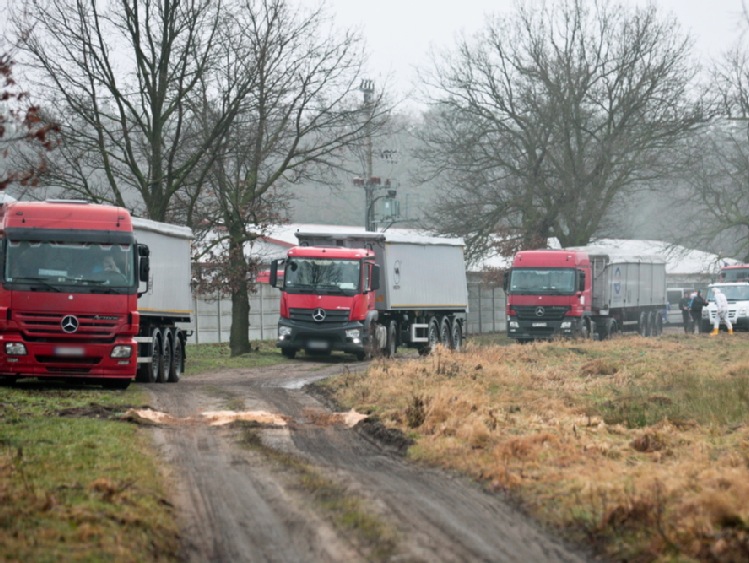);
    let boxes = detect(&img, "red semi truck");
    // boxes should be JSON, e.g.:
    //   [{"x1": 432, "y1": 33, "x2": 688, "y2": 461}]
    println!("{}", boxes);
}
[
  {"x1": 0, "y1": 200, "x2": 192, "y2": 389},
  {"x1": 505, "y1": 249, "x2": 667, "y2": 341},
  {"x1": 270, "y1": 231, "x2": 468, "y2": 359}
]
